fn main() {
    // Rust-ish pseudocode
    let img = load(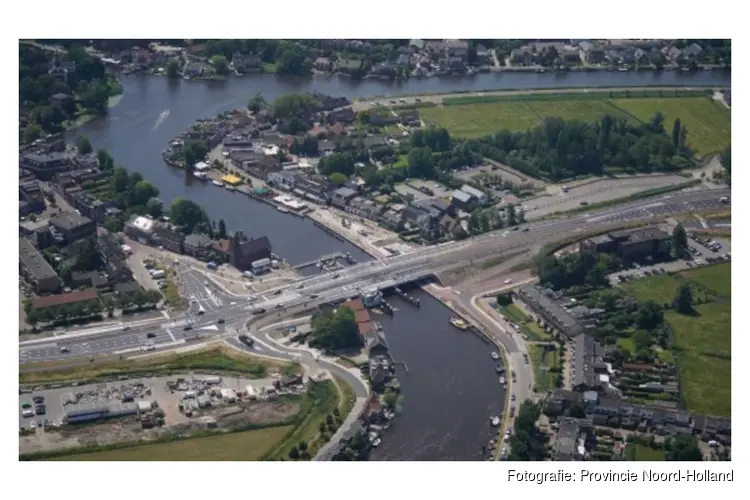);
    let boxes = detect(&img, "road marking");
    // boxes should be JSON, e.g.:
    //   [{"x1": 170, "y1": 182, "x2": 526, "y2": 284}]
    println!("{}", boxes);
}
[{"x1": 166, "y1": 329, "x2": 176, "y2": 342}]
